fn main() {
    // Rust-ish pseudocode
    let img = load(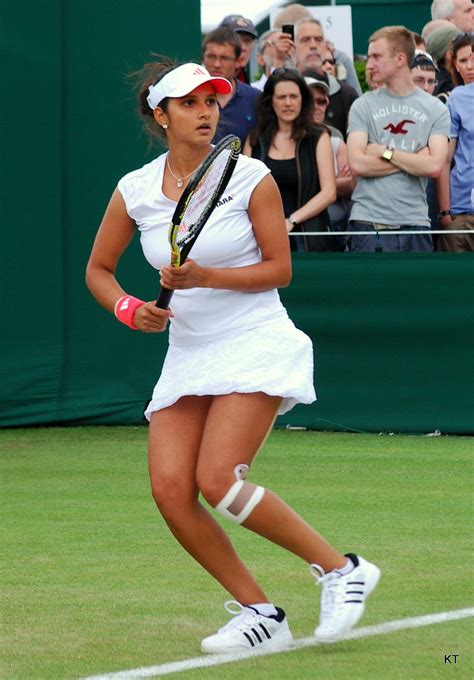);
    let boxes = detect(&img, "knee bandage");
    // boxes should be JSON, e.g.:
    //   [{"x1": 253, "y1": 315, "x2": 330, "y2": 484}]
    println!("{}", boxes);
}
[{"x1": 215, "y1": 464, "x2": 265, "y2": 524}]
